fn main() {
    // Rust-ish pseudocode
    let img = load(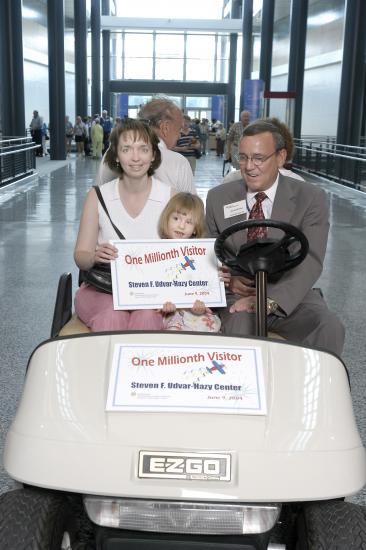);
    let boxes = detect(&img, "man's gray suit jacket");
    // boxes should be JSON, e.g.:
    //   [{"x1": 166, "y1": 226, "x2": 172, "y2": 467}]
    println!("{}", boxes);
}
[{"x1": 205, "y1": 173, "x2": 329, "y2": 316}]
